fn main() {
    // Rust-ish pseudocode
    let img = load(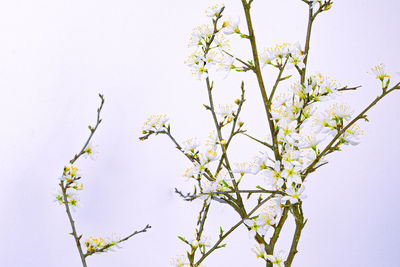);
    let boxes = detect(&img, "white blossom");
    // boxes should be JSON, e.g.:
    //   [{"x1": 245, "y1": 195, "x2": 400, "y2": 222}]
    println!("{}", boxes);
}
[
  {"x1": 232, "y1": 162, "x2": 255, "y2": 175},
  {"x1": 266, "y1": 250, "x2": 287, "y2": 267},
  {"x1": 281, "y1": 184, "x2": 307, "y2": 204},
  {"x1": 205, "y1": 4, "x2": 224, "y2": 18},
  {"x1": 182, "y1": 138, "x2": 201, "y2": 154},
  {"x1": 83, "y1": 142, "x2": 99, "y2": 160},
  {"x1": 251, "y1": 243, "x2": 266, "y2": 259},
  {"x1": 142, "y1": 114, "x2": 169, "y2": 134},
  {"x1": 170, "y1": 255, "x2": 188, "y2": 267},
  {"x1": 223, "y1": 16, "x2": 240, "y2": 35},
  {"x1": 371, "y1": 63, "x2": 391, "y2": 81}
]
